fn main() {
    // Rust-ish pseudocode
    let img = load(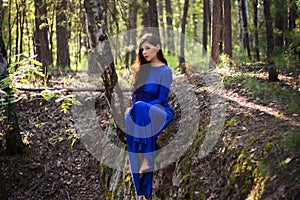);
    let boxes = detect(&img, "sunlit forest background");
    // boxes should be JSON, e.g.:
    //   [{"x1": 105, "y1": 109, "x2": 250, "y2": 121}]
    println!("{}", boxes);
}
[{"x1": 0, "y1": 0, "x2": 299, "y2": 199}]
